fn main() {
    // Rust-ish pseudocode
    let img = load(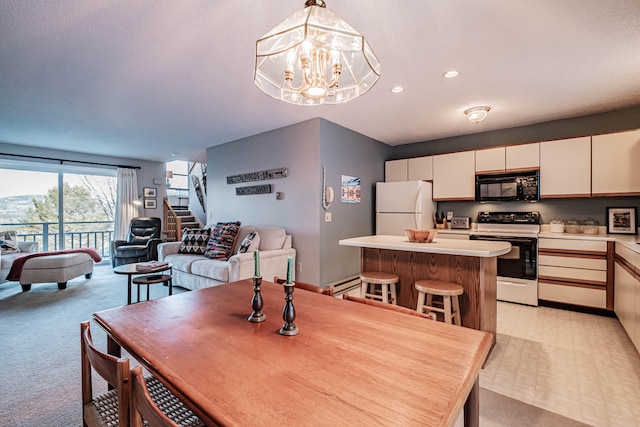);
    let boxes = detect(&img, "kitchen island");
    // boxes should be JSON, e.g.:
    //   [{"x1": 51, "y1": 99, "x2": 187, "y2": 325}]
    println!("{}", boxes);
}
[{"x1": 339, "y1": 235, "x2": 511, "y2": 343}]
